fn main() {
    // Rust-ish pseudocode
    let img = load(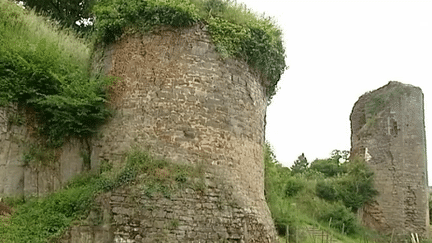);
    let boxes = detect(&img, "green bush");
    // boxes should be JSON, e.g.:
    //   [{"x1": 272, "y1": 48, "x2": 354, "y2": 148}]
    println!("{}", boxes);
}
[
  {"x1": 92, "y1": 0, "x2": 199, "y2": 43},
  {"x1": 319, "y1": 203, "x2": 359, "y2": 235},
  {"x1": 429, "y1": 193, "x2": 432, "y2": 225},
  {"x1": 284, "y1": 177, "x2": 305, "y2": 197},
  {"x1": 0, "y1": 0, "x2": 112, "y2": 146},
  {"x1": 0, "y1": 183, "x2": 96, "y2": 242},
  {"x1": 310, "y1": 158, "x2": 343, "y2": 177},
  {"x1": 316, "y1": 179, "x2": 338, "y2": 201},
  {"x1": 314, "y1": 158, "x2": 377, "y2": 212},
  {"x1": 337, "y1": 158, "x2": 378, "y2": 212}
]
